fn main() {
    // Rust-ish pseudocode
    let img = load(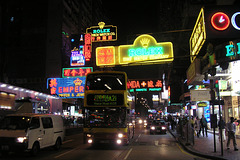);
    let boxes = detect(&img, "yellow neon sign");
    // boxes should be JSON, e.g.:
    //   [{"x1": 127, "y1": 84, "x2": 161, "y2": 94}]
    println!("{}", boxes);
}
[
  {"x1": 189, "y1": 8, "x2": 206, "y2": 63},
  {"x1": 119, "y1": 34, "x2": 173, "y2": 65},
  {"x1": 95, "y1": 34, "x2": 174, "y2": 67}
]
